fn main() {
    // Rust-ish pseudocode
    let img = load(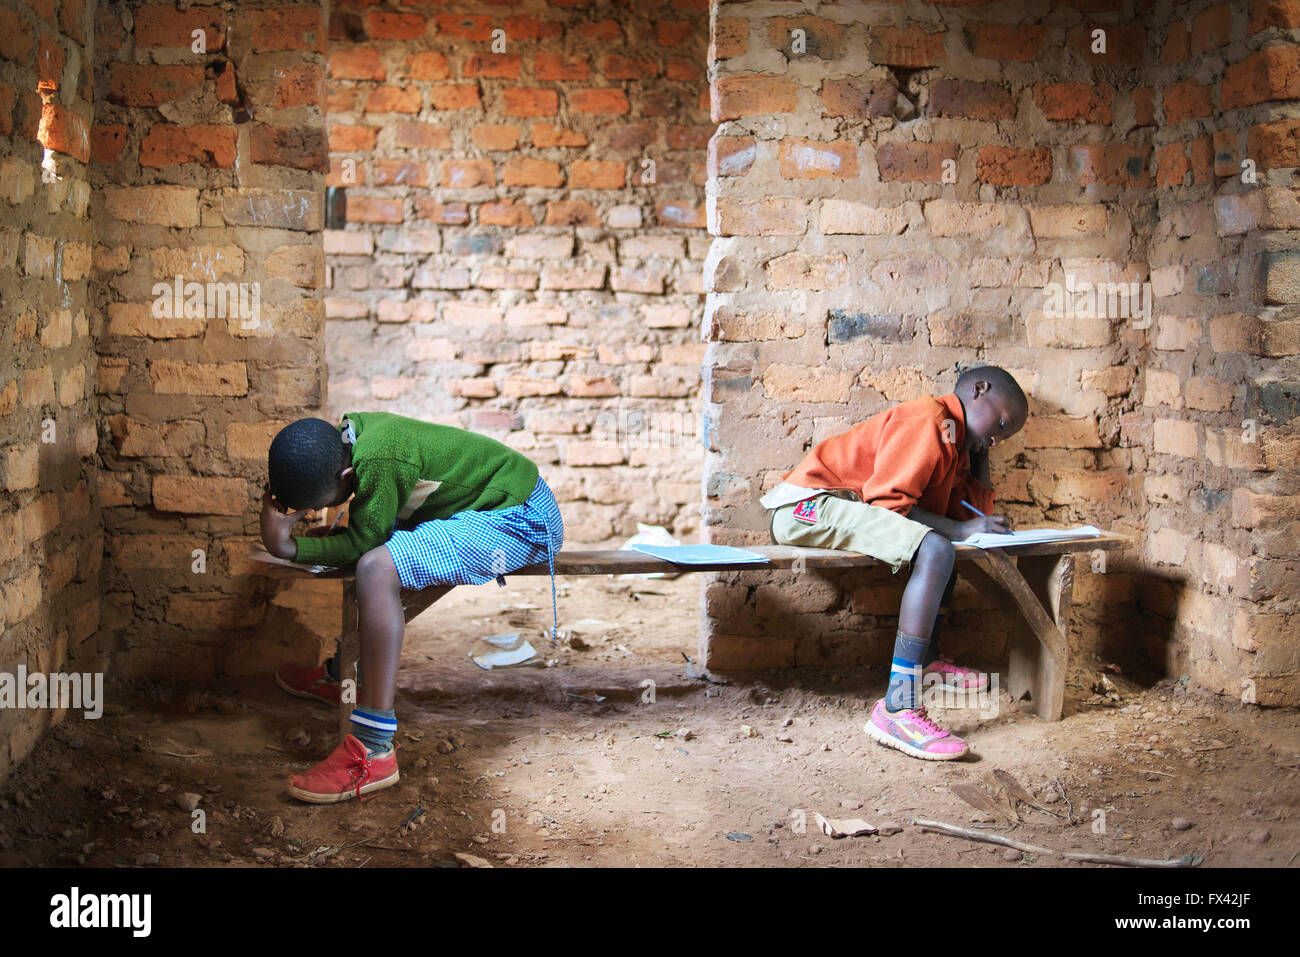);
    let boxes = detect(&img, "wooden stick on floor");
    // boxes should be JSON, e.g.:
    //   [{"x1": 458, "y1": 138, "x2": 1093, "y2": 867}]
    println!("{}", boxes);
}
[{"x1": 911, "y1": 818, "x2": 1205, "y2": 868}]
